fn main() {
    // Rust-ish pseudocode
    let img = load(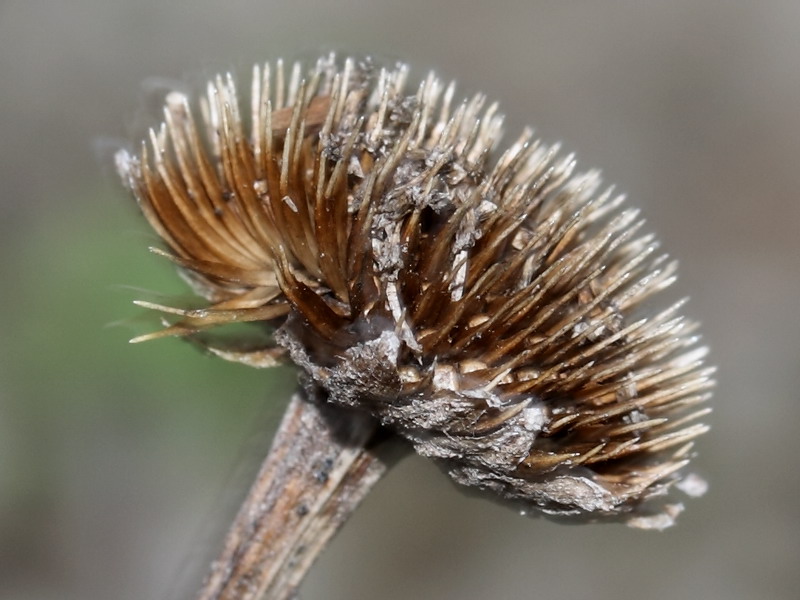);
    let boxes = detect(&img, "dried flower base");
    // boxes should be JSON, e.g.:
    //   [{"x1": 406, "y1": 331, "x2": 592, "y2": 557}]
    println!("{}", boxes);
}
[{"x1": 117, "y1": 55, "x2": 713, "y2": 599}]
